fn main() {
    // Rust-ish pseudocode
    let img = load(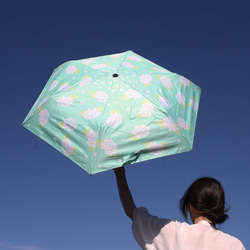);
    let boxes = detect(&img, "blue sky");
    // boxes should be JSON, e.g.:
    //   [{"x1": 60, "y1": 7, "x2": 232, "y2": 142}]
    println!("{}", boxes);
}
[{"x1": 1, "y1": 0, "x2": 249, "y2": 249}]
